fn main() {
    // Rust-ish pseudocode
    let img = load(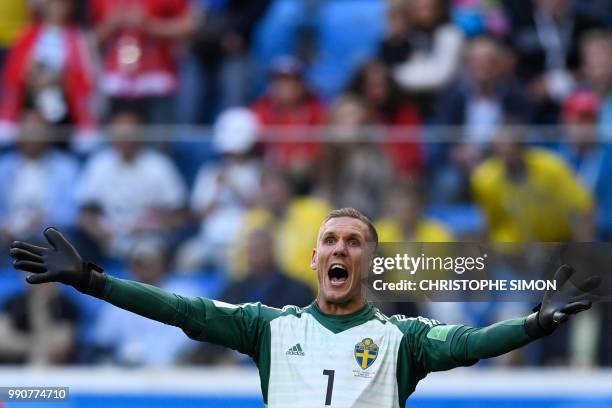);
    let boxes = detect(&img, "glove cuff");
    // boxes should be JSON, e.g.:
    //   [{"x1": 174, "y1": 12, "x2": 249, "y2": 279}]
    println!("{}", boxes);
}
[
  {"x1": 524, "y1": 312, "x2": 553, "y2": 339},
  {"x1": 74, "y1": 261, "x2": 107, "y2": 297}
]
